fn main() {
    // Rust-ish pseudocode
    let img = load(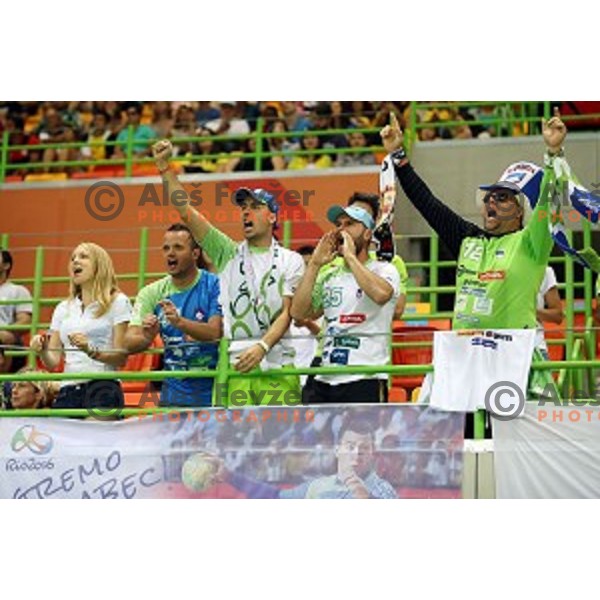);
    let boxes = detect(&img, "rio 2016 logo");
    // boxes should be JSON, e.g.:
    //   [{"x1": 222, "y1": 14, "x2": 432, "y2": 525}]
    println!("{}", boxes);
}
[{"x1": 11, "y1": 425, "x2": 54, "y2": 455}]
